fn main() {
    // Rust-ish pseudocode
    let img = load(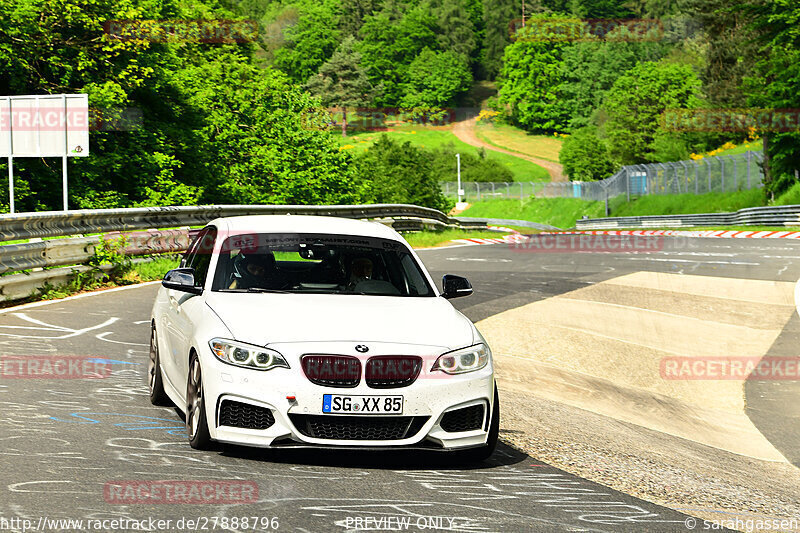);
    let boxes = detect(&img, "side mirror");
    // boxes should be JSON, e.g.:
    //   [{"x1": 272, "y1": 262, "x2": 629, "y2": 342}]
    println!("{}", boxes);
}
[
  {"x1": 442, "y1": 274, "x2": 473, "y2": 299},
  {"x1": 162, "y1": 268, "x2": 202, "y2": 295}
]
